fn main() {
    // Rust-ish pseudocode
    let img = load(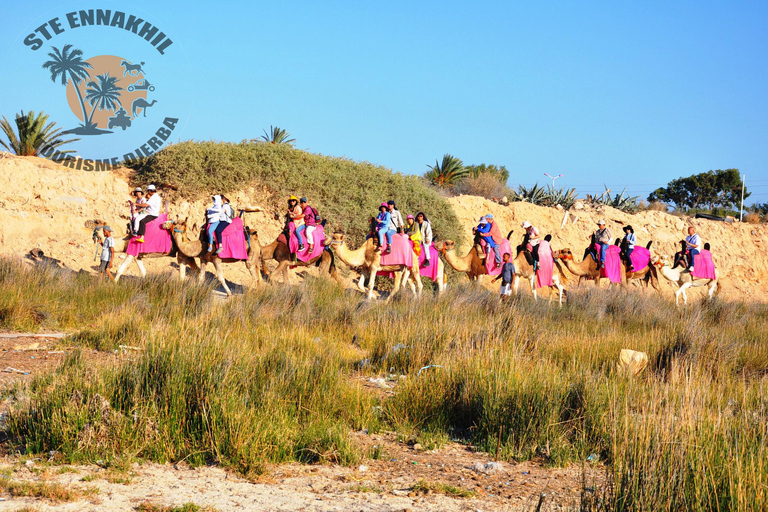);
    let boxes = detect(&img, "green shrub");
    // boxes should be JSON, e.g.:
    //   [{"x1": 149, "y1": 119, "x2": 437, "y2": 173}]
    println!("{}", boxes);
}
[{"x1": 128, "y1": 141, "x2": 463, "y2": 246}]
